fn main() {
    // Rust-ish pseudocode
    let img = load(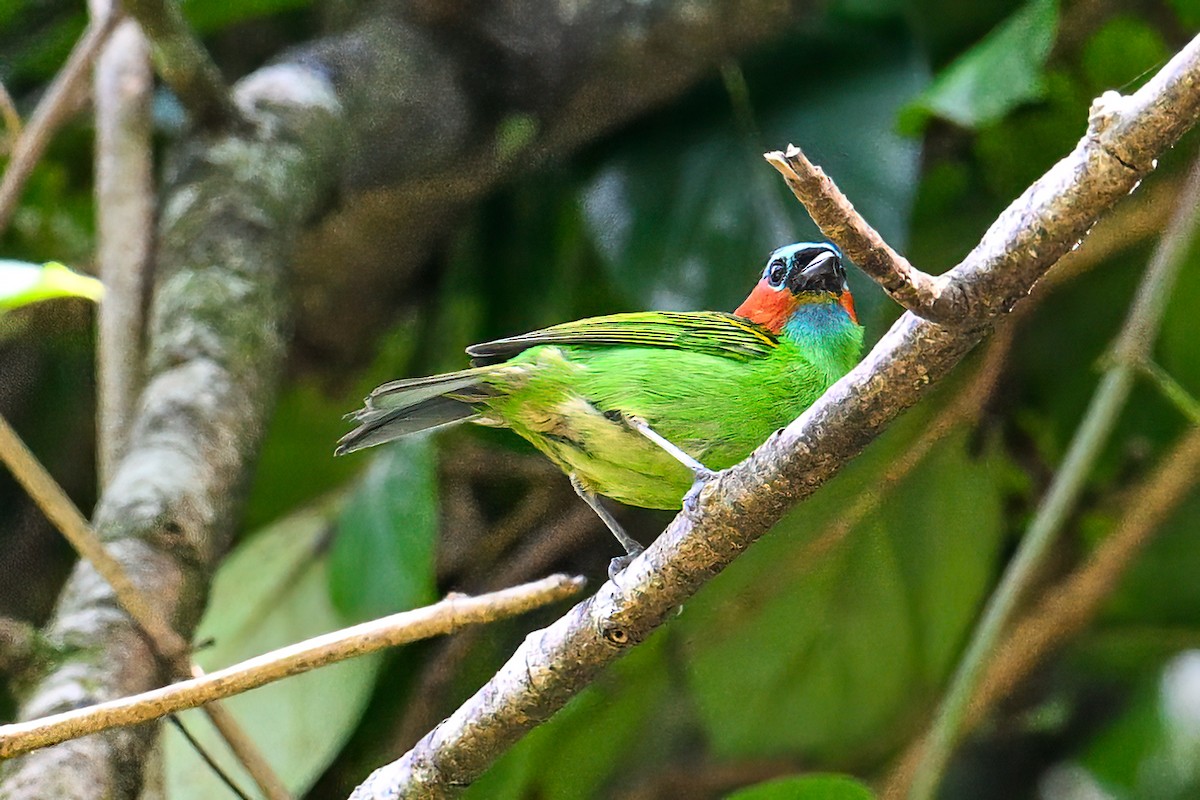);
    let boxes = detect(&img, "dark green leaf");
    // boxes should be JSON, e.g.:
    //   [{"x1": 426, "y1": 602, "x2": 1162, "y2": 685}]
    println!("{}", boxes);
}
[
  {"x1": 680, "y1": 424, "x2": 1006, "y2": 761},
  {"x1": 1081, "y1": 16, "x2": 1170, "y2": 95},
  {"x1": 899, "y1": 0, "x2": 1058, "y2": 132},
  {"x1": 329, "y1": 438, "x2": 439, "y2": 620},
  {"x1": 724, "y1": 774, "x2": 876, "y2": 800}
]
